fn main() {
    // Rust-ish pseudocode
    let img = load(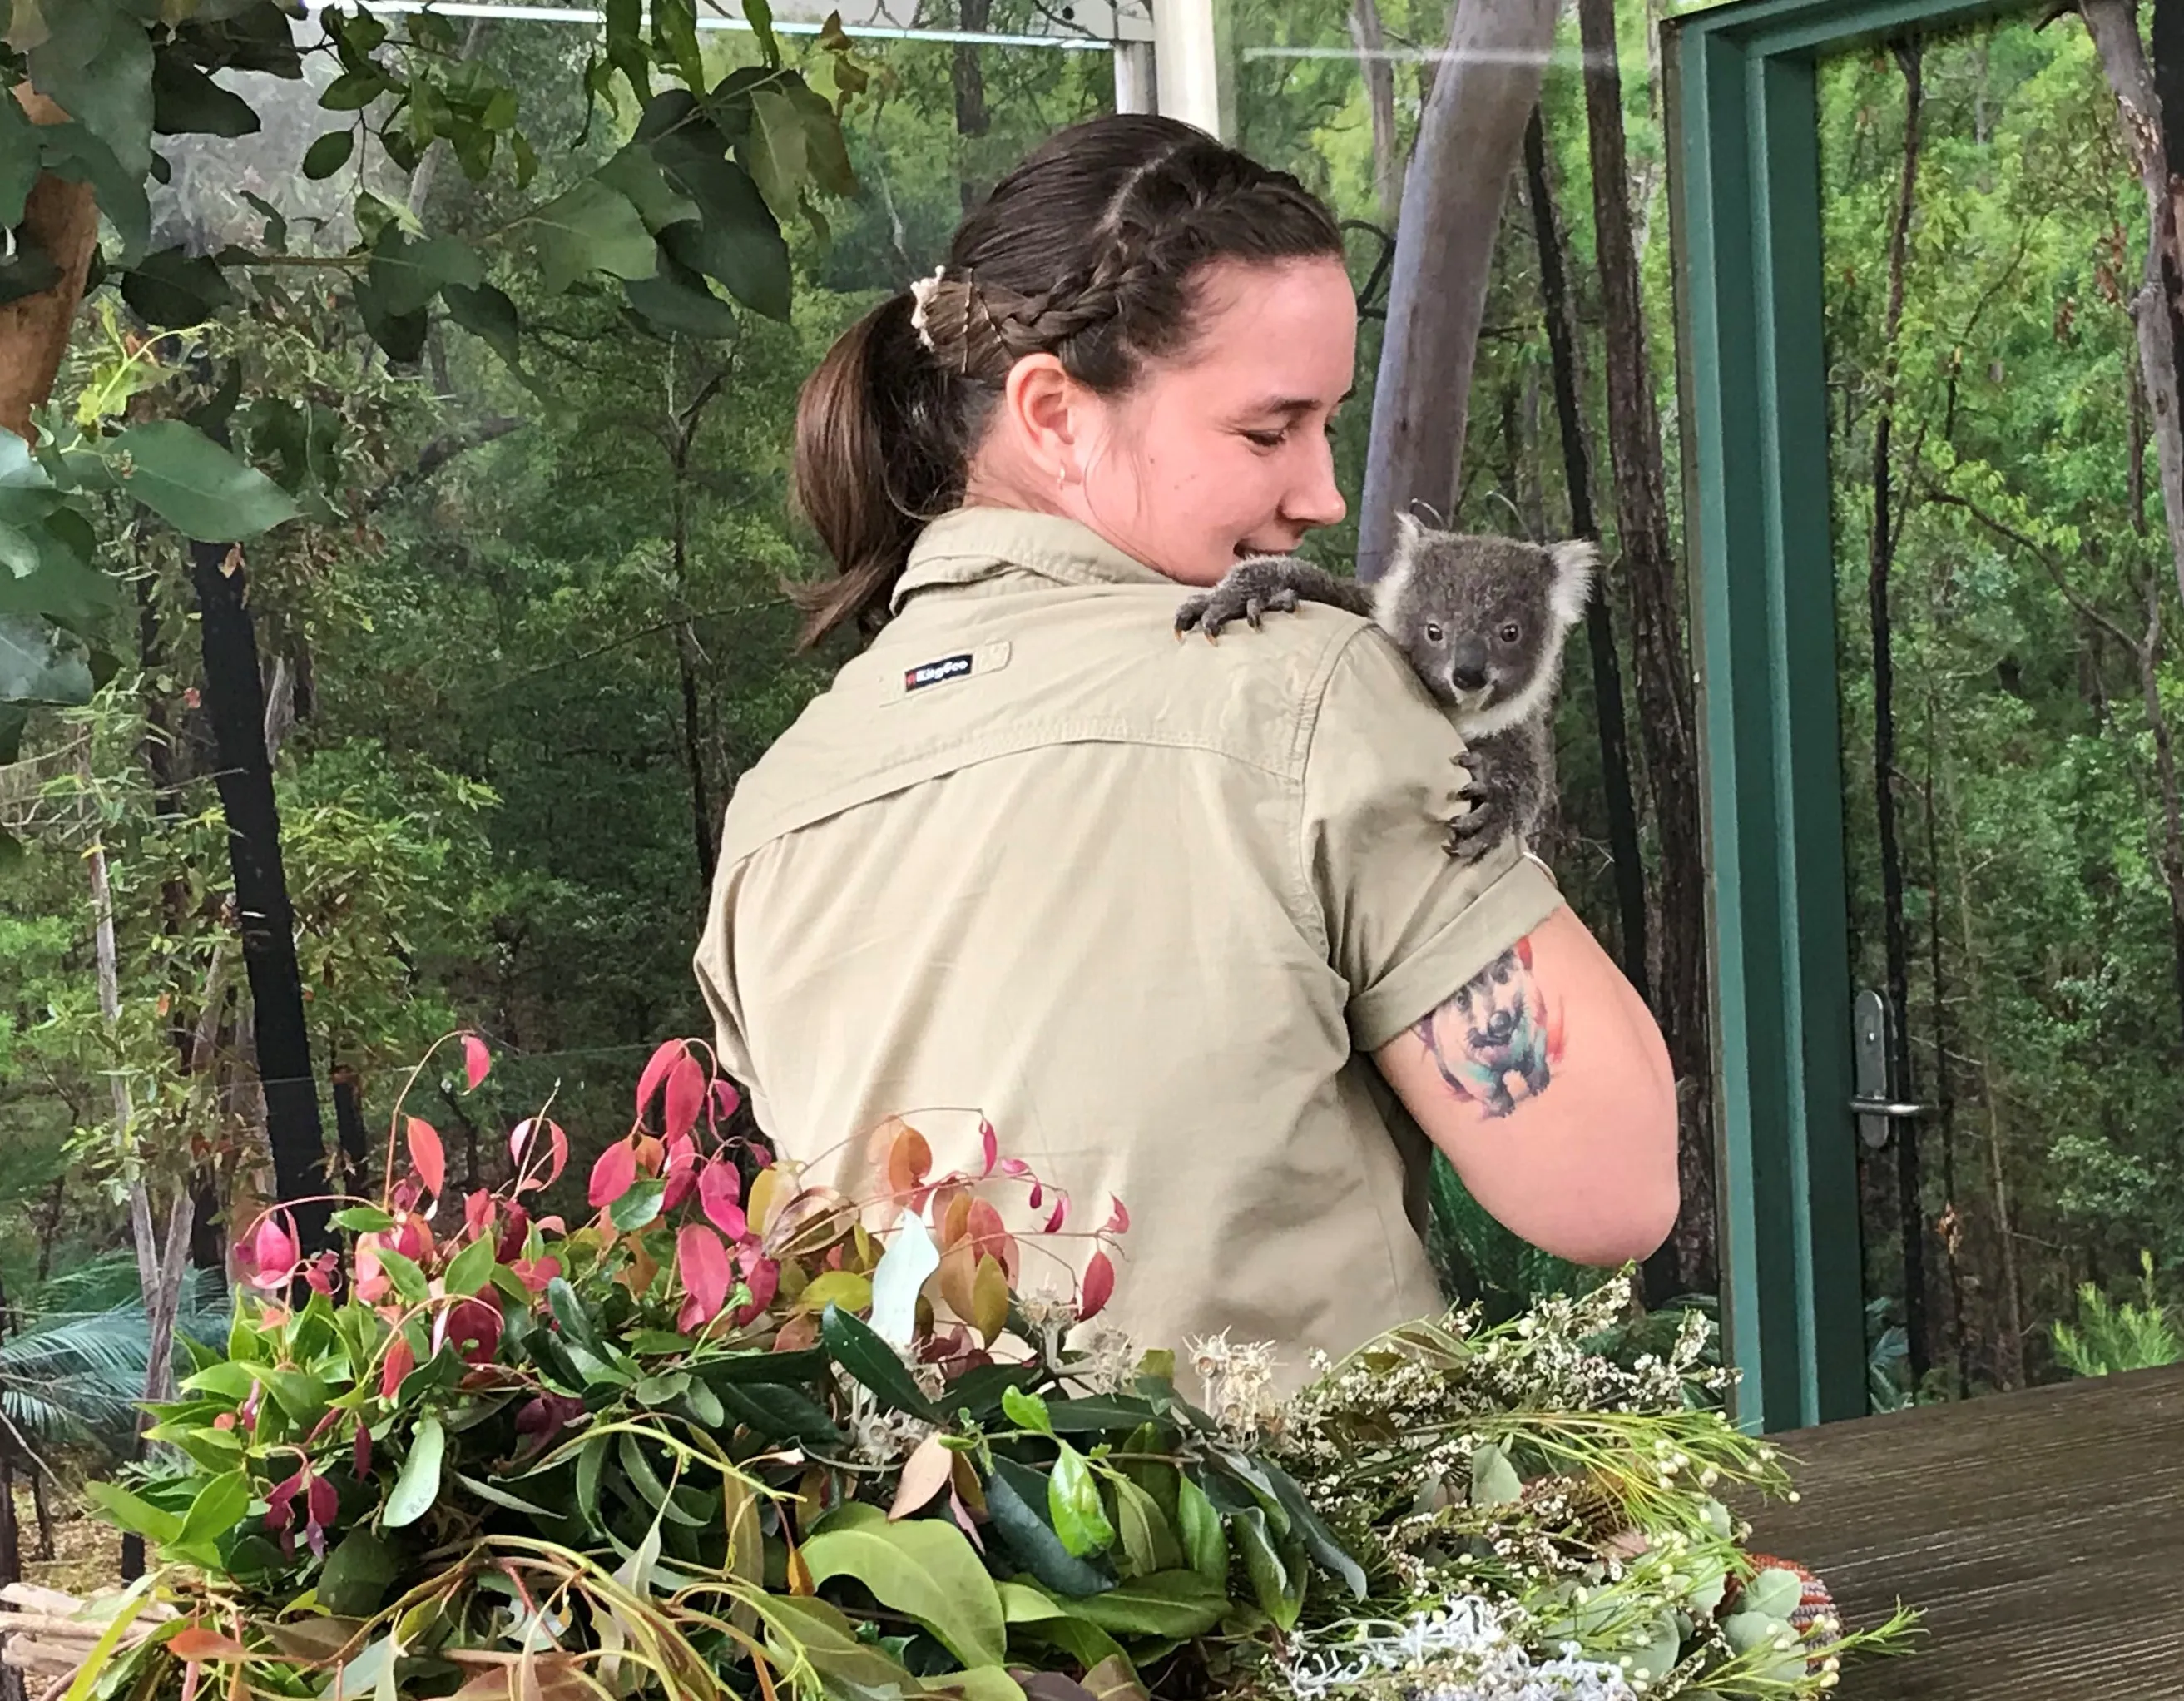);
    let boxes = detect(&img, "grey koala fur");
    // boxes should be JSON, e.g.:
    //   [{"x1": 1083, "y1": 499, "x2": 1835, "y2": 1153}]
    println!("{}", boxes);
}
[{"x1": 1173, "y1": 516, "x2": 1595, "y2": 859}]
